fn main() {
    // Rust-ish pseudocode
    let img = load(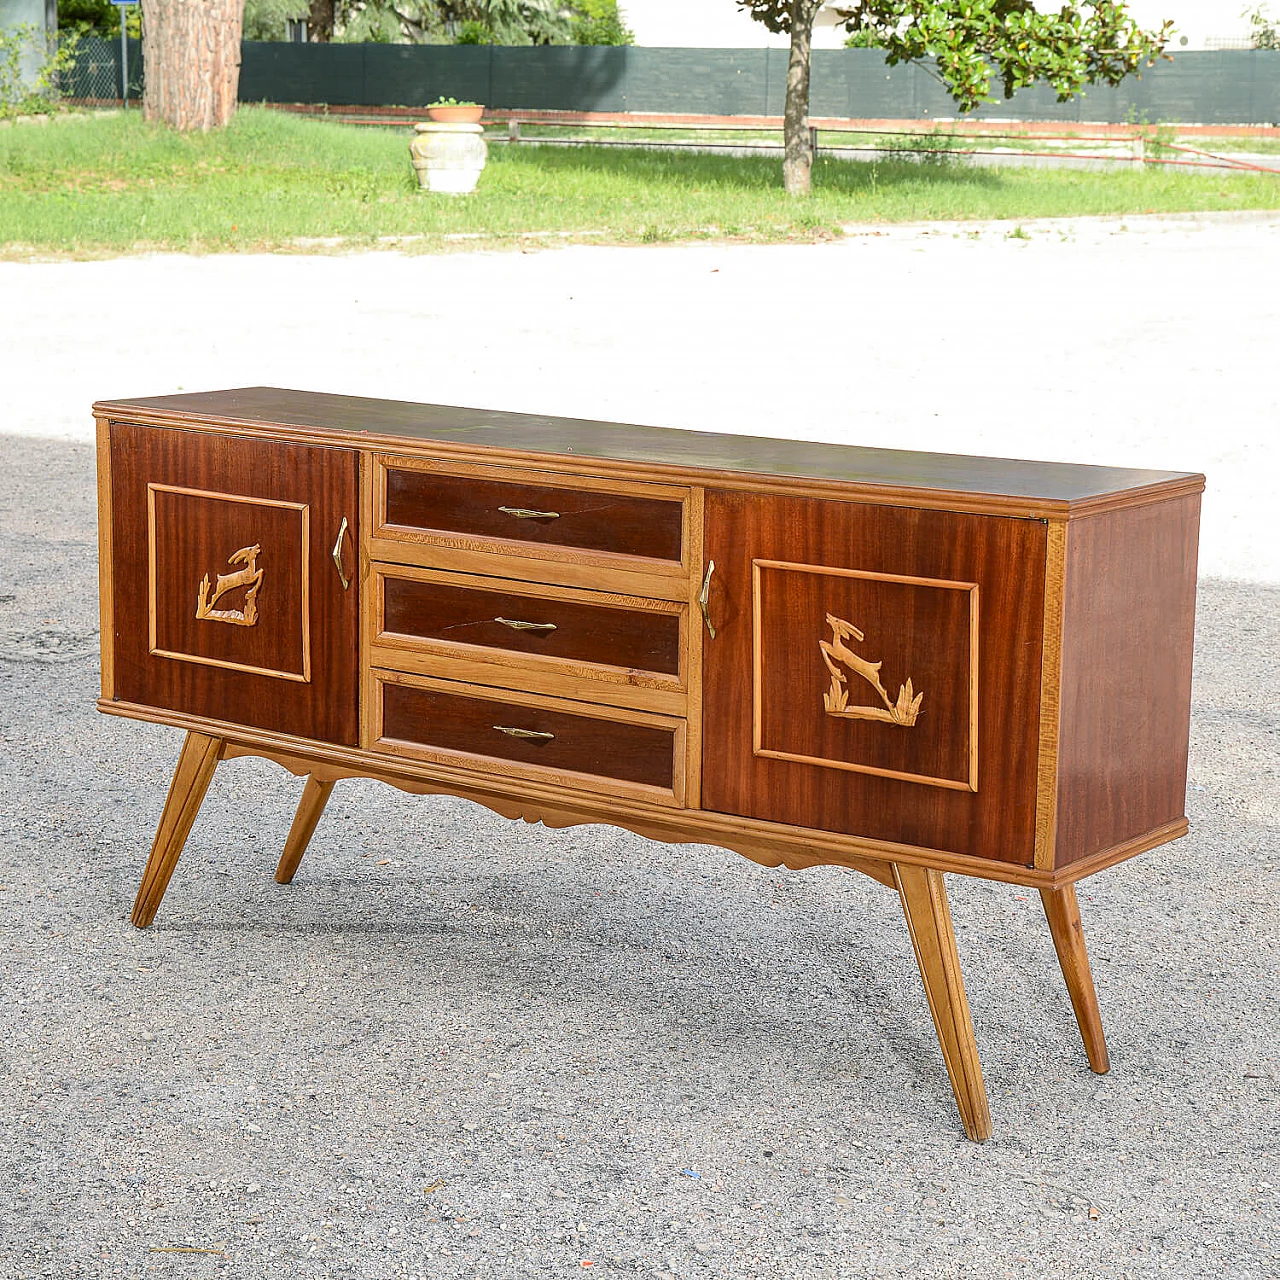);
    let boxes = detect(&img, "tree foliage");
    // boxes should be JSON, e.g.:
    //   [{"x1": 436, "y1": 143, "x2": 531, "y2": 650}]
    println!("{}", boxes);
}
[
  {"x1": 740, "y1": 2, "x2": 1172, "y2": 112},
  {"x1": 738, "y1": 2, "x2": 1171, "y2": 194},
  {"x1": 1247, "y1": 4, "x2": 1280, "y2": 50},
  {"x1": 570, "y1": 0, "x2": 633, "y2": 45}
]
